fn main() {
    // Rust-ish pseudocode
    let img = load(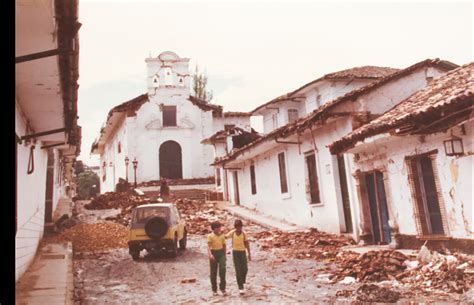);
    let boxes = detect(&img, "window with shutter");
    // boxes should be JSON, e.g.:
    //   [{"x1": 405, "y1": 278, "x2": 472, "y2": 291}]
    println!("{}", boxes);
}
[
  {"x1": 407, "y1": 152, "x2": 446, "y2": 236},
  {"x1": 250, "y1": 164, "x2": 257, "y2": 195},
  {"x1": 278, "y1": 152, "x2": 288, "y2": 193}
]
